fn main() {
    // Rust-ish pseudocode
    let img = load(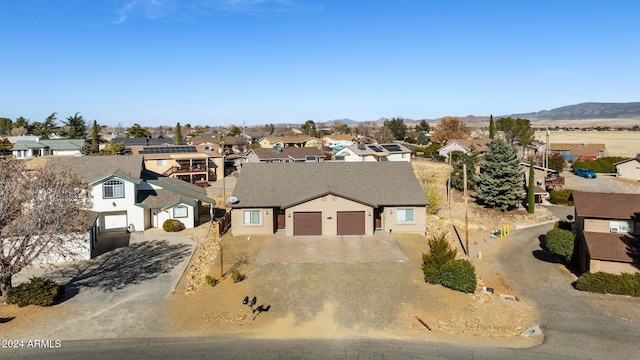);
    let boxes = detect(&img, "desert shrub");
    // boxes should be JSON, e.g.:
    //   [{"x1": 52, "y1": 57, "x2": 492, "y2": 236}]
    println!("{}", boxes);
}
[
  {"x1": 422, "y1": 234, "x2": 475, "y2": 293},
  {"x1": 230, "y1": 270, "x2": 246, "y2": 283},
  {"x1": 162, "y1": 219, "x2": 185, "y2": 232},
  {"x1": 575, "y1": 272, "x2": 640, "y2": 297},
  {"x1": 205, "y1": 275, "x2": 219, "y2": 287},
  {"x1": 437, "y1": 259, "x2": 477, "y2": 294},
  {"x1": 549, "y1": 189, "x2": 575, "y2": 206},
  {"x1": 6, "y1": 277, "x2": 65, "y2": 307},
  {"x1": 545, "y1": 228, "x2": 575, "y2": 262}
]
